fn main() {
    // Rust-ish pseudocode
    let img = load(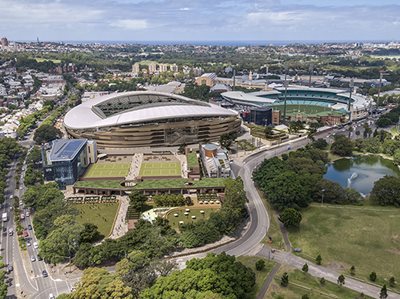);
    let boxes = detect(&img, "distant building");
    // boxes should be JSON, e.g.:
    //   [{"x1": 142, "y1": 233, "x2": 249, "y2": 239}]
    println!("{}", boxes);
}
[
  {"x1": 200, "y1": 143, "x2": 231, "y2": 178},
  {"x1": 241, "y1": 107, "x2": 273, "y2": 126},
  {"x1": 0, "y1": 37, "x2": 9, "y2": 47},
  {"x1": 170, "y1": 63, "x2": 179, "y2": 72},
  {"x1": 81, "y1": 91, "x2": 111, "y2": 102},
  {"x1": 195, "y1": 73, "x2": 217, "y2": 87},
  {"x1": 148, "y1": 63, "x2": 157, "y2": 75},
  {"x1": 159, "y1": 64, "x2": 169, "y2": 73},
  {"x1": 42, "y1": 139, "x2": 97, "y2": 188},
  {"x1": 132, "y1": 63, "x2": 140, "y2": 75}
]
